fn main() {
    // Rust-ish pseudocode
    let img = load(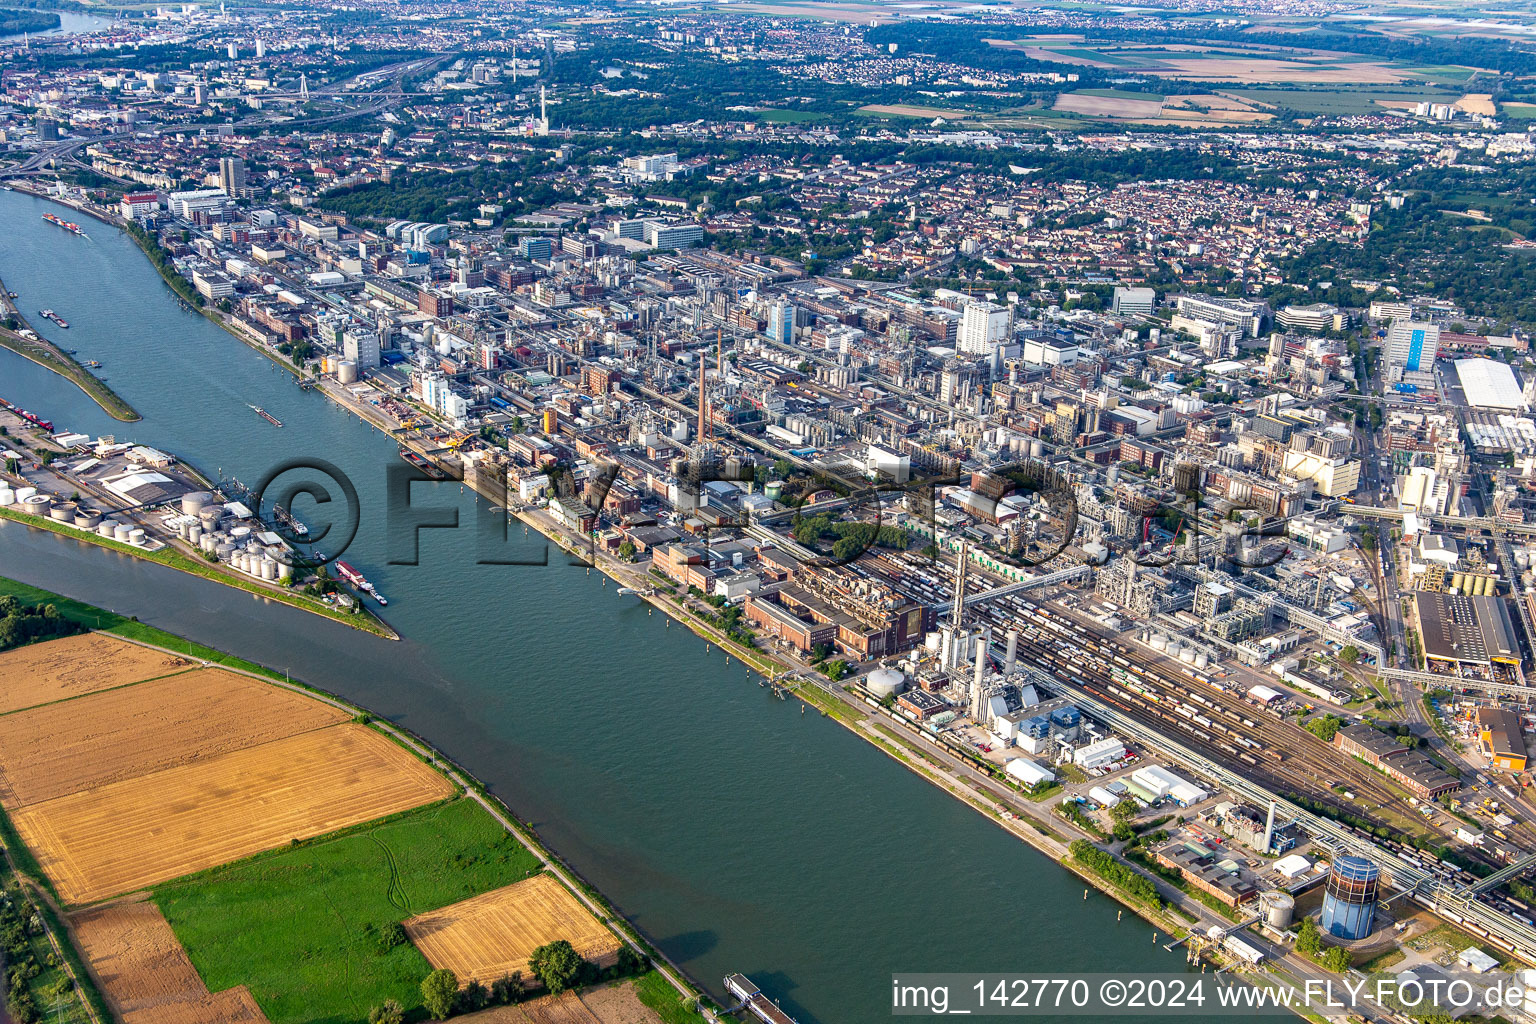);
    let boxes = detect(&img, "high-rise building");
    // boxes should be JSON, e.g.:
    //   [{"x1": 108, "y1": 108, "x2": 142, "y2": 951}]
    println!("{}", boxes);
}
[
  {"x1": 255, "y1": 37, "x2": 266, "y2": 58},
  {"x1": 766, "y1": 301, "x2": 796, "y2": 345},
  {"x1": 1112, "y1": 287, "x2": 1155, "y2": 316},
  {"x1": 219, "y1": 156, "x2": 246, "y2": 198},
  {"x1": 521, "y1": 236, "x2": 553, "y2": 261},
  {"x1": 343, "y1": 328, "x2": 380, "y2": 369},
  {"x1": 226, "y1": 41, "x2": 239, "y2": 60},
  {"x1": 957, "y1": 301, "x2": 1009, "y2": 356},
  {"x1": 36, "y1": 118, "x2": 59, "y2": 142},
  {"x1": 1384, "y1": 321, "x2": 1440, "y2": 384}
]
